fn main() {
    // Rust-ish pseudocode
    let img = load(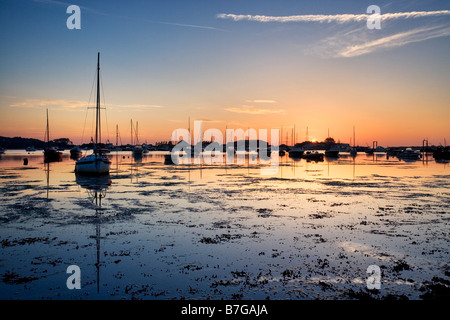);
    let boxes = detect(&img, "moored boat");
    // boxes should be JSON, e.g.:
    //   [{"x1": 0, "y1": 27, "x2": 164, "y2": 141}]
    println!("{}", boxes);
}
[
  {"x1": 75, "y1": 53, "x2": 111, "y2": 175},
  {"x1": 288, "y1": 146, "x2": 304, "y2": 158},
  {"x1": 325, "y1": 145, "x2": 340, "y2": 158},
  {"x1": 433, "y1": 146, "x2": 450, "y2": 160},
  {"x1": 397, "y1": 148, "x2": 420, "y2": 160},
  {"x1": 43, "y1": 109, "x2": 62, "y2": 162},
  {"x1": 302, "y1": 151, "x2": 324, "y2": 161},
  {"x1": 70, "y1": 146, "x2": 83, "y2": 159}
]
